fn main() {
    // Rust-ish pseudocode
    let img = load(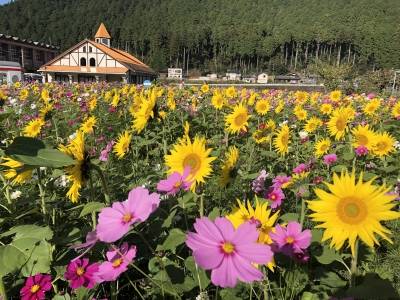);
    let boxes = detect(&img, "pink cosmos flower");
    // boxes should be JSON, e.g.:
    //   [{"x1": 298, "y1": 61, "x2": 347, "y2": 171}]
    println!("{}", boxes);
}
[
  {"x1": 99, "y1": 141, "x2": 115, "y2": 162},
  {"x1": 355, "y1": 145, "x2": 368, "y2": 156},
  {"x1": 71, "y1": 230, "x2": 98, "y2": 261},
  {"x1": 157, "y1": 167, "x2": 192, "y2": 195},
  {"x1": 270, "y1": 221, "x2": 311, "y2": 256},
  {"x1": 95, "y1": 243, "x2": 137, "y2": 283},
  {"x1": 265, "y1": 187, "x2": 285, "y2": 209},
  {"x1": 251, "y1": 170, "x2": 268, "y2": 194},
  {"x1": 64, "y1": 258, "x2": 99, "y2": 289},
  {"x1": 186, "y1": 217, "x2": 273, "y2": 288},
  {"x1": 20, "y1": 274, "x2": 52, "y2": 300},
  {"x1": 292, "y1": 163, "x2": 308, "y2": 174},
  {"x1": 323, "y1": 154, "x2": 337, "y2": 166},
  {"x1": 96, "y1": 187, "x2": 160, "y2": 243},
  {"x1": 272, "y1": 175, "x2": 291, "y2": 189}
]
